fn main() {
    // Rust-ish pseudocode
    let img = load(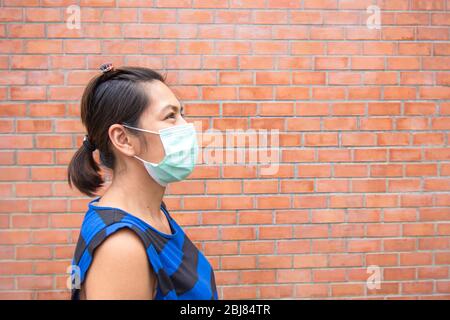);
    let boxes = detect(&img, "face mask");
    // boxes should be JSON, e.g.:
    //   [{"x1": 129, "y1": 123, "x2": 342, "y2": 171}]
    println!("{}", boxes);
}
[{"x1": 122, "y1": 122, "x2": 199, "y2": 187}]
